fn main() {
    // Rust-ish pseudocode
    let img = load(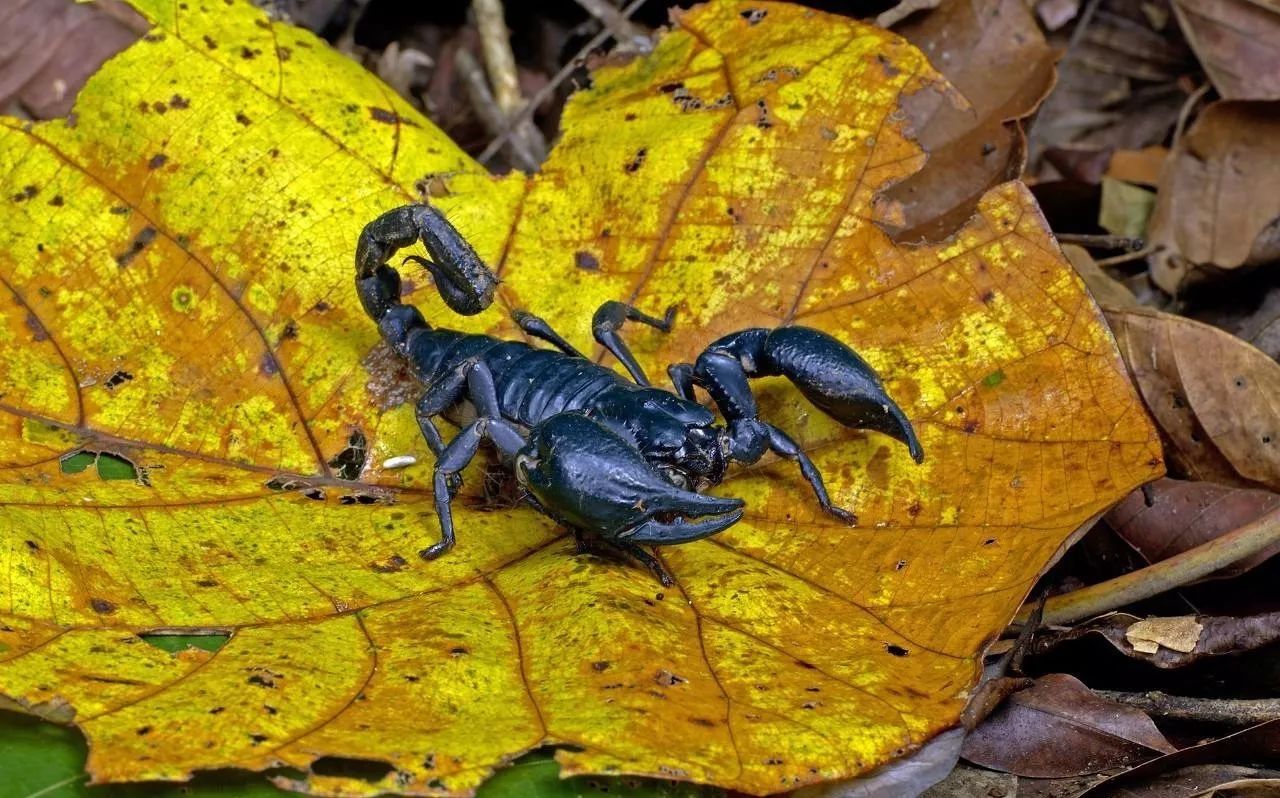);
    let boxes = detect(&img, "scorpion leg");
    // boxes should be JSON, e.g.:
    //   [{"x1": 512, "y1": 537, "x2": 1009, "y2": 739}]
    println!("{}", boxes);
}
[
  {"x1": 424, "y1": 415, "x2": 527, "y2": 560},
  {"x1": 511, "y1": 309, "x2": 585, "y2": 358},
  {"x1": 416, "y1": 359, "x2": 505, "y2": 496},
  {"x1": 573, "y1": 531, "x2": 675, "y2": 587},
  {"x1": 592, "y1": 301, "x2": 677, "y2": 386}
]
